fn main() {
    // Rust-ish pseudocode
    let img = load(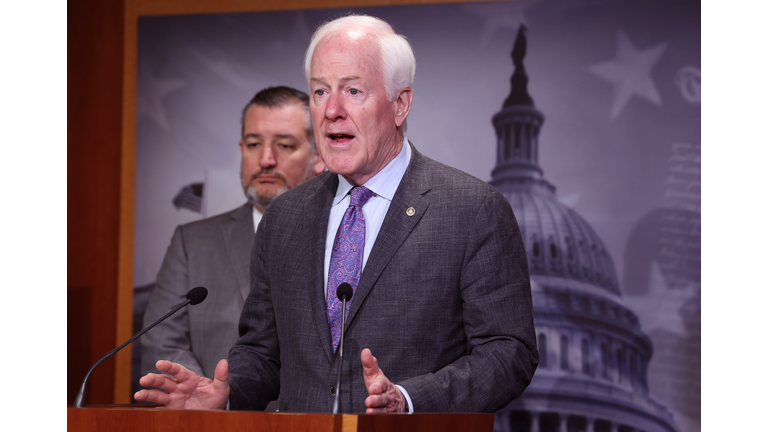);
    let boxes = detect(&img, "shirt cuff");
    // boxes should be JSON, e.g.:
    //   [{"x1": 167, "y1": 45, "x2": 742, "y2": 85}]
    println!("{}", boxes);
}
[{"x1": 395, "y1": 384, "x2": 414, "y2": 414}]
